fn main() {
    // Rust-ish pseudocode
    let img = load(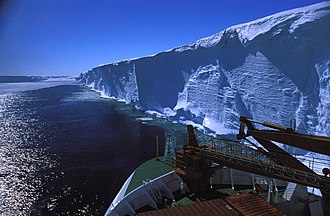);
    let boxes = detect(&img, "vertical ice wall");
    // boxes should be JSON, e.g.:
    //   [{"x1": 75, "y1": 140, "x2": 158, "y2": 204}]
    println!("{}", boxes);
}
[
  {"x1": 80, "y1": 61, "x2": 139, "y2": 104},
  {"x1": 79, "y1": 2, "x2": 330, "y2": 135}
]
